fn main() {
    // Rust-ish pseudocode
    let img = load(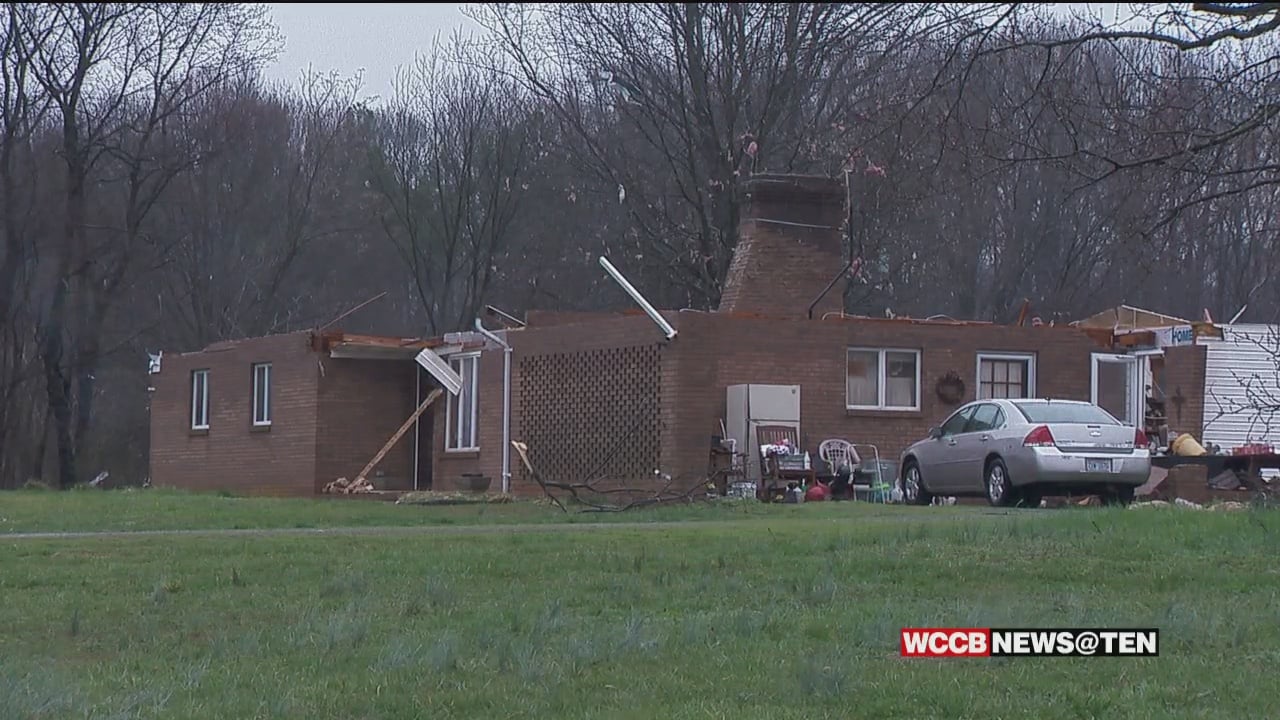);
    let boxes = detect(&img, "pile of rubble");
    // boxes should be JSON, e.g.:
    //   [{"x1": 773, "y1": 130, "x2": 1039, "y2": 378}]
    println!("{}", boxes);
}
[
  {"x1": 1130, "y1": 498, "x2": 1250, "y2": 511},
  {"x1": 322, "y1": 477, "x2": 376, "y2": 494}
]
